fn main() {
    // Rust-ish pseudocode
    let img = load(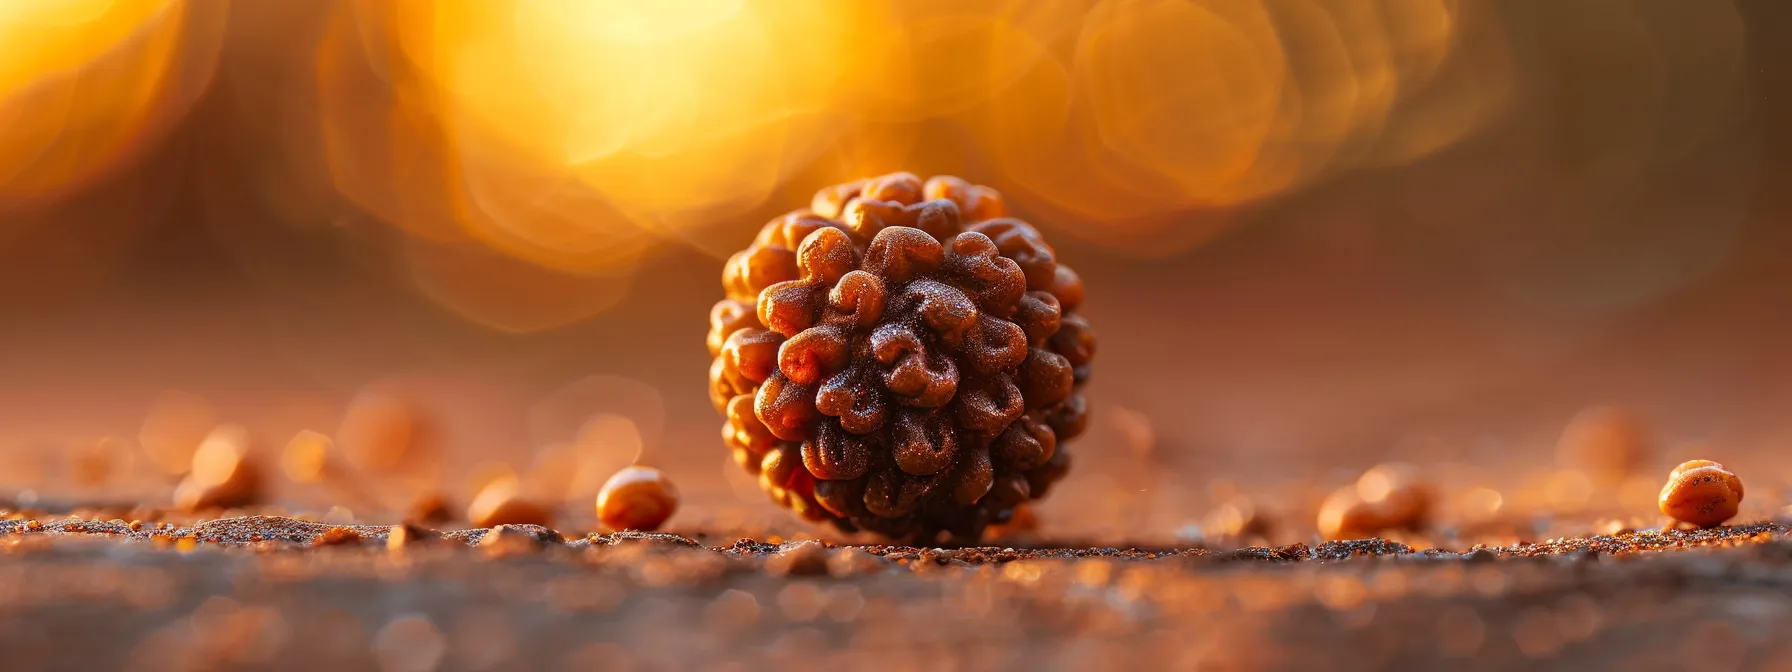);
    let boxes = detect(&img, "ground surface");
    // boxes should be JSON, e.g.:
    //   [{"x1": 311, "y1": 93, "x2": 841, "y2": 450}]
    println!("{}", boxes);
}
[{"x1": 4, "y1": 512, "x2": 1792, "y2": 671}]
